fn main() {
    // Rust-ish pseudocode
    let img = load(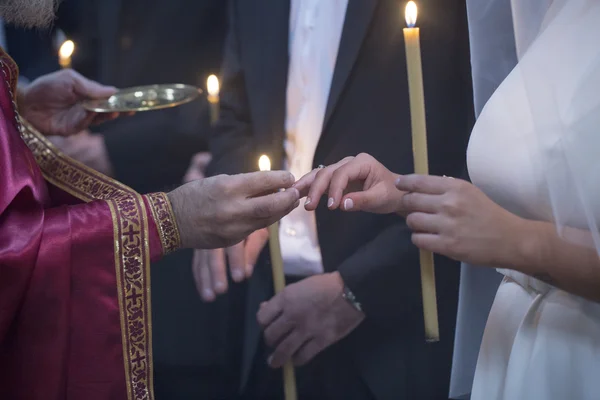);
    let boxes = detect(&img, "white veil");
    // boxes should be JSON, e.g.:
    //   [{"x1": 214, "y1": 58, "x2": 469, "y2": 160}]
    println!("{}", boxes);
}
[{"x1": 452, "y1": 0, "x2": 600, "y2": 398}]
